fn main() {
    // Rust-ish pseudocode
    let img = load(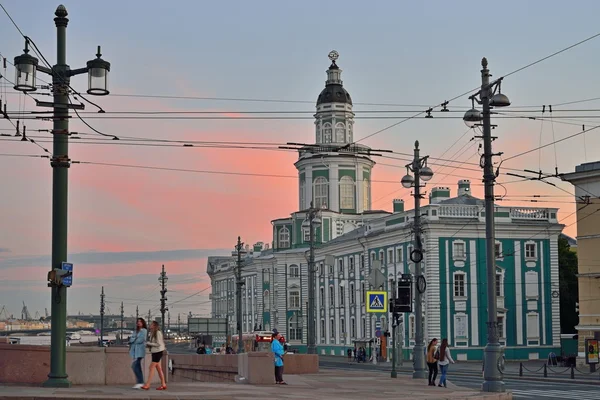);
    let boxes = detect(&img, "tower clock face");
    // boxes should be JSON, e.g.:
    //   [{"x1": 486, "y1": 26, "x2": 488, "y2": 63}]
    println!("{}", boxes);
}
[{"x1": 328, "y1": 50, "x2": 339, "y2": 61}]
